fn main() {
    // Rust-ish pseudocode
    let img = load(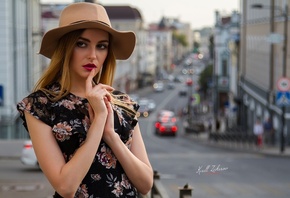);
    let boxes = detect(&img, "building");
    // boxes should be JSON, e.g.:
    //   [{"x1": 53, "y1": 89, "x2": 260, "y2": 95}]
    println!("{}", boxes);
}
[
  {"x1": 239, "y1": 0, "x2": 290, "y2": 148},
  {"x1": 213, "y1": 10, "x2": 240, "y2": 130},
  {"x1": 0, "y1": 0, "x2": 42, "y2": 139}
]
